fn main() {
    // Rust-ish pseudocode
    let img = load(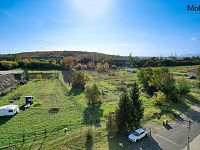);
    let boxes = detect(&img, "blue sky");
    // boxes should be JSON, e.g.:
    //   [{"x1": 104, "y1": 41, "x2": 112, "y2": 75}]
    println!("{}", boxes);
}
[{"x1": 0, "y1": 0, "x2": 200, "y2": 56}]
